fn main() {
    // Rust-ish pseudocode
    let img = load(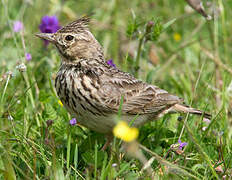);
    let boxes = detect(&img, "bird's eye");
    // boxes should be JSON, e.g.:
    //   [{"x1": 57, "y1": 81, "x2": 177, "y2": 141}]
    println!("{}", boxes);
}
[{"x1": 65, "y1": 35, "x2": 74, "y2": 41}]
